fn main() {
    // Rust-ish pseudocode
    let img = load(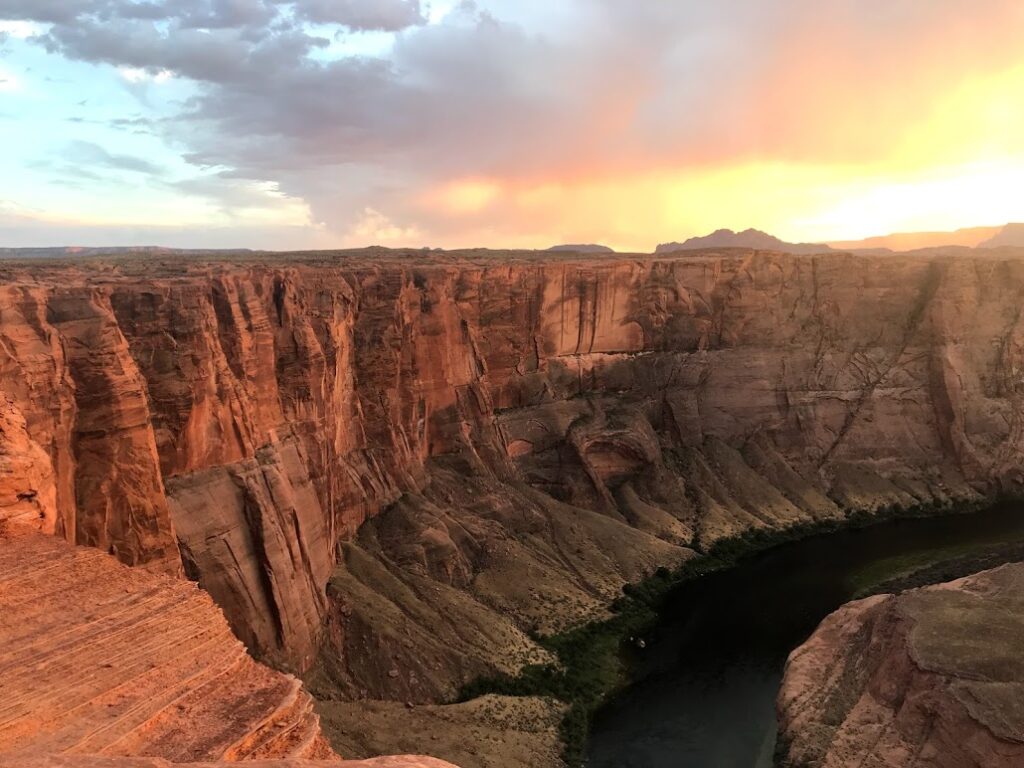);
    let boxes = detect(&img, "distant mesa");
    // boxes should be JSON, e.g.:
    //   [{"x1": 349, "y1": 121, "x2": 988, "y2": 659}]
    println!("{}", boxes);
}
[
  {"x1": 546, "y1": 243, "x2": 615, "y2": 253},
  {"x1": 655, "y1": 228, "x2": 834, "y2": 255},
  {"x1": 829, "y1": 226, "x2": 1003, "y2": 252},
  {"x1": 0, "y1": 245, "x2": 255, "y2": 259},
  {"x1": 980, "y1": 222, "x2": 1024, "y2": 248}
]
